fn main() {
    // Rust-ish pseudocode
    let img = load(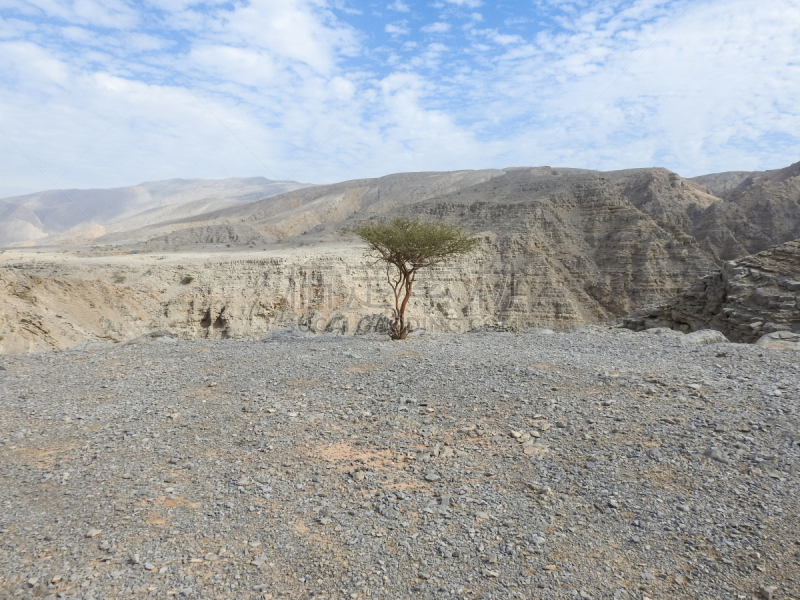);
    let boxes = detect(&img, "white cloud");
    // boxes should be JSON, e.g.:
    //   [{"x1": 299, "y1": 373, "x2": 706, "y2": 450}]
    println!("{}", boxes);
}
[
  {"x1": 385, "y1": 22, "x2": 410, "y2": 36},
  {"x1": 421, "y1": 21, "x2": 451, "y2": 33},
  {"x1": 0, "y1": 0, "x2": 798, "y2": 202},
  {"x1": 387, "y1": 0, "x2": 411, "y2": 12}
]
